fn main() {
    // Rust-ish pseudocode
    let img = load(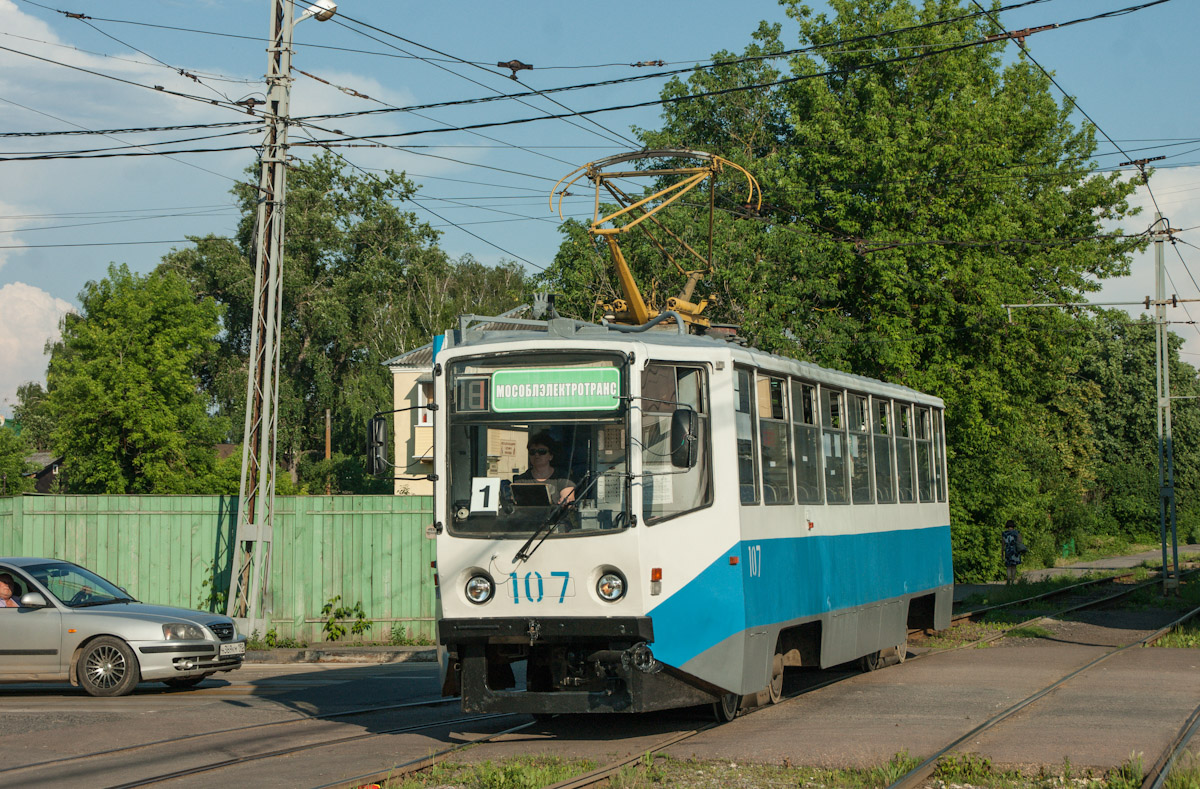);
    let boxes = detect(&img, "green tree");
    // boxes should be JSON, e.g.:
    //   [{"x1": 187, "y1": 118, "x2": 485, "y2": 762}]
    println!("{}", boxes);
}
[
  {"x1": 541, "y1": 0, "x2": 1147, "y2": 580},
  {"x1": 12, "y1": 382, "x2": 54, "y2": 453},
  {"x1": 44, "y1": 264, "x2": 226, "y2": 493},
  {"x1": 1078, "y1": 311, "x2": 1200, "y2": 543},
  {"x1": 0, "y1": 427, "x2": 36, "y2": 495},
  {"x1": 163, "y1": 152, "x2": 529, "y2": 490}
]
